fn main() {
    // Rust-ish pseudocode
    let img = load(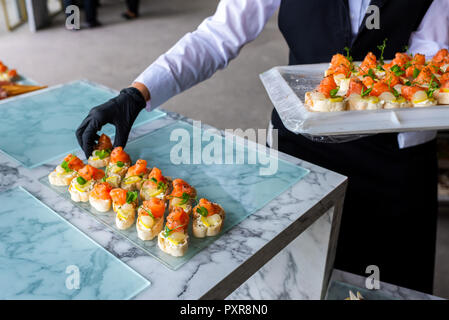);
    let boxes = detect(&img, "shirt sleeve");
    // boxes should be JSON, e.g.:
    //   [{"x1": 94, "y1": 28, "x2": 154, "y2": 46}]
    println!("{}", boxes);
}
[
  {"x1": 398, "y1": 0, "x2": 447, "y2": 149},
  {"x1": 134, "y1": 0, "x2": 281, "y2": 110},
  {"x1": 408, "y1": 0, "x2": 449, "y2": 57}
]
